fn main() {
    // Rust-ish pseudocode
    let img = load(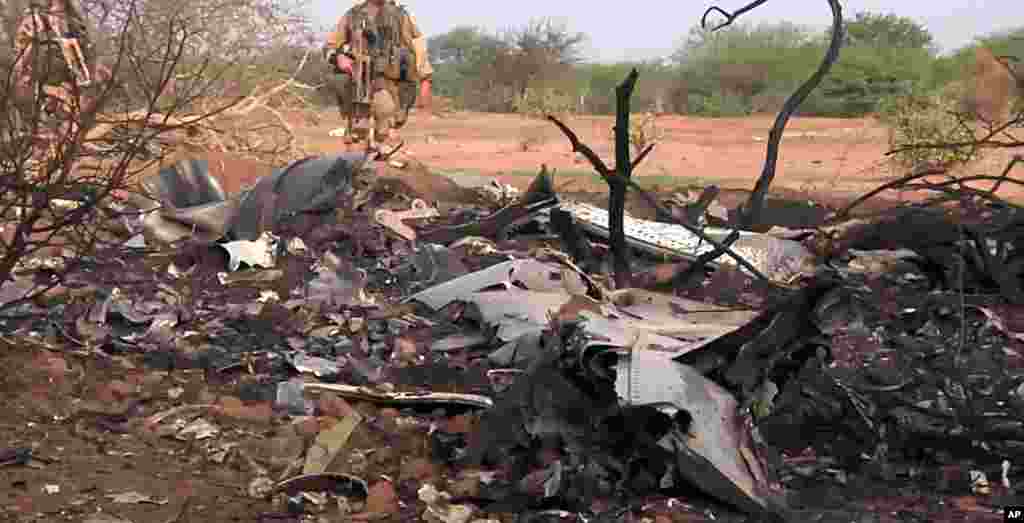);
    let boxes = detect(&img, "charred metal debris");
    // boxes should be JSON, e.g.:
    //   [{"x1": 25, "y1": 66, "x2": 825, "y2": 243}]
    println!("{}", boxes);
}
[{"x1": 4, "y1": 144, "x2": 1024, "y2": 522}]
